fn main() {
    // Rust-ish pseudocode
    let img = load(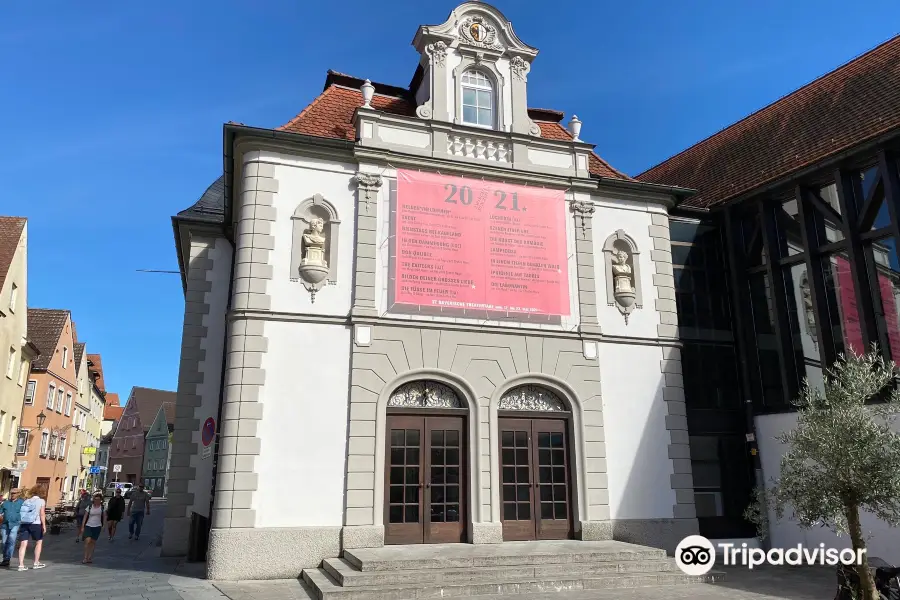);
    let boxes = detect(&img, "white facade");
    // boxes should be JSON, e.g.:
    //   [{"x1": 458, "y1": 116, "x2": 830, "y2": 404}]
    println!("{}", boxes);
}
[{"x1": 164, "y1": 2, "x2": 696, "y2": 580}]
